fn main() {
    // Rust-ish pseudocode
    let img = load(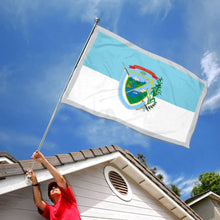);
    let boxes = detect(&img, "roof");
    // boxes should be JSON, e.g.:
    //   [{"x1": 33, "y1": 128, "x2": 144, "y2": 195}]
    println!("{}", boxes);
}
[
  {"x1": 0, "y1": 145, "x2": 202, "y2": 220},
  {"x1": 0, "y1": 152, "x2": 19, "y2": 164},
  {"x1": 185, "y1": 190, "x2": 220, "y2": 206}
]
